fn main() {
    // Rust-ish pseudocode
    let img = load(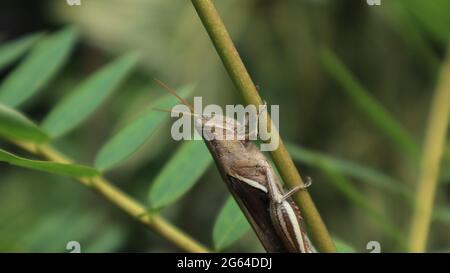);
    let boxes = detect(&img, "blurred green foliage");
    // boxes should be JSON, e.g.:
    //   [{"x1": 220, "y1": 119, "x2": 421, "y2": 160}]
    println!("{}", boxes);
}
[{"x1": 0, "y1": 0, "x2": 449, "y2": 252}]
